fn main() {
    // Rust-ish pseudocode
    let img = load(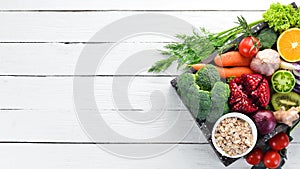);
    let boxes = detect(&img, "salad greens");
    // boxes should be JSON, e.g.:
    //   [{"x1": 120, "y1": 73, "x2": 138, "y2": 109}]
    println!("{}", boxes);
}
[{"x1": 263, "y1": 2, "x2": 300, "y2": 33}]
